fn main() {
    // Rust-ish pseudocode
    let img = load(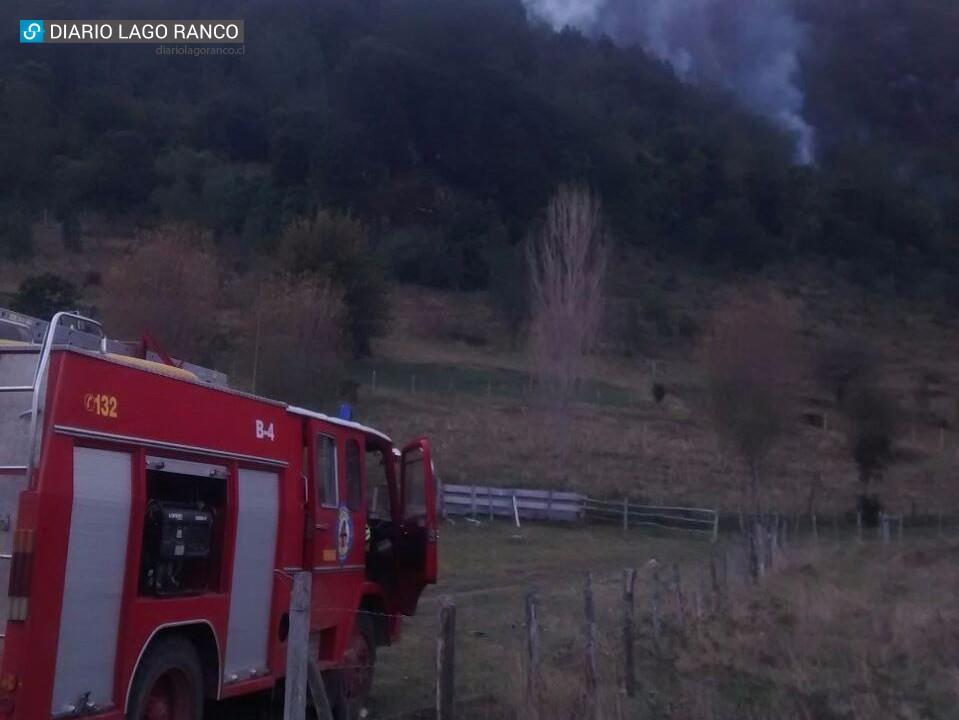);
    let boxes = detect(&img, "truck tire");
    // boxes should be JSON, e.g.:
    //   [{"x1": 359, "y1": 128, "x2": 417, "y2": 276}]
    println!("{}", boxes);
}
[
  {"x1": 127, "y1": 635, "x2": 204, "y2": 720},
  {"x1": 330, "y1": 615, "x2": 376, "y2": 720}
]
